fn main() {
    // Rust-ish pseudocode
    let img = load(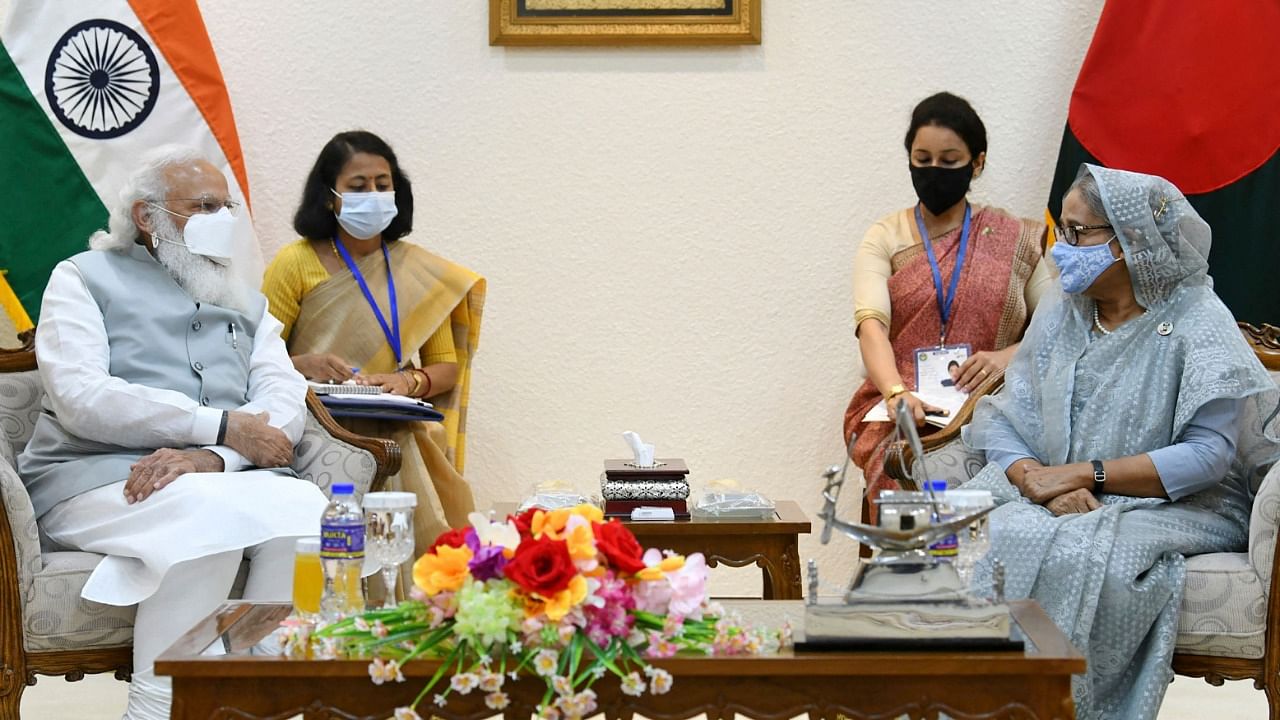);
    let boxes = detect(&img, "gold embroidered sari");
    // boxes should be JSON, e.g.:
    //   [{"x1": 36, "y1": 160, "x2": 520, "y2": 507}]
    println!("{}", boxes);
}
[{"x1": 287, "y1": 241, "x2": 485, "y2": 555}]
